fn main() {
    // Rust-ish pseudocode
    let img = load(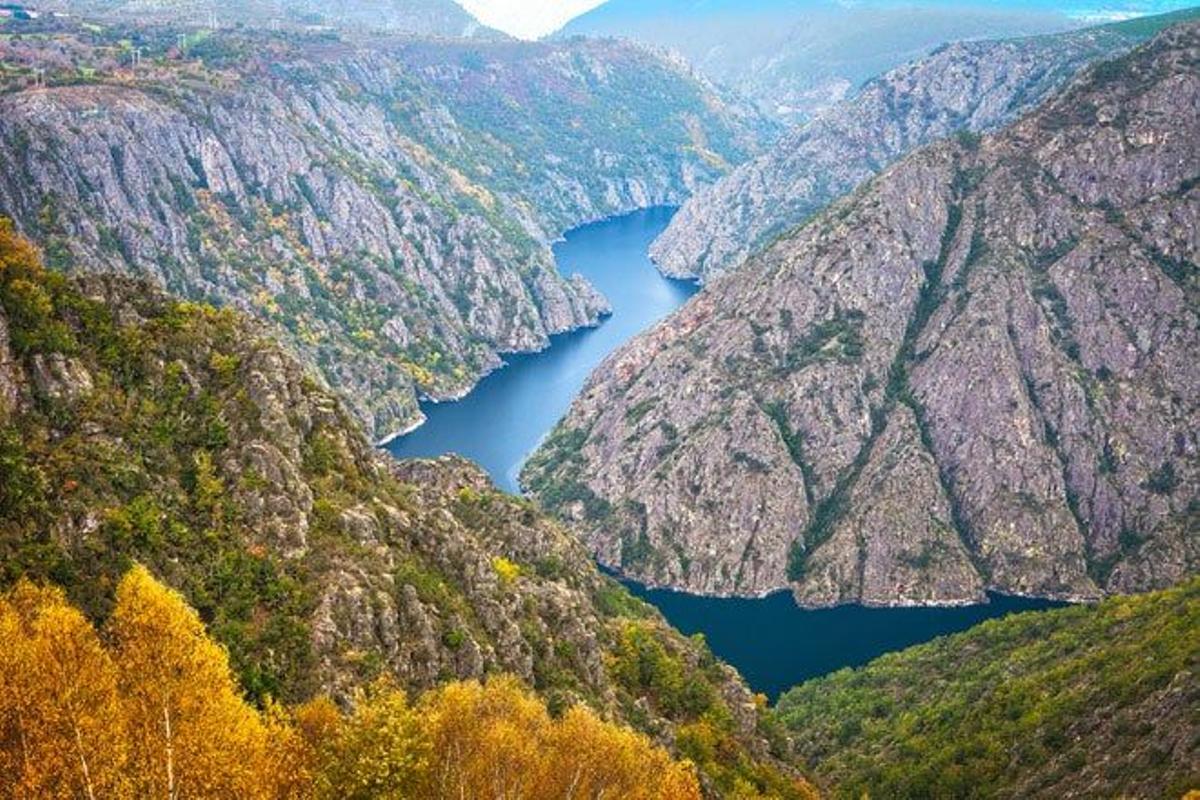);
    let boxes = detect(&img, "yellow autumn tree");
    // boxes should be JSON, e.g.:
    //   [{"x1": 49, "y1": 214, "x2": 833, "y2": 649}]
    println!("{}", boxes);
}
[
  {"x1": 417, "y1": 676, "x2": 548, "y2": 800},
  {"x1": 310, "y1": 682, "x2": 428, "y2": 800},
  {"x1": 542, "y1": 704, "x2": 703, "y2": 800},
  {"x1": 0, "y1": 565, "x2": 717, "y2": 800},
  {"x1": 414, "y1": 675, "x2": 702, "y2": 800},
  {"x1": 0, "y1": 216, "x2": 41, "y2": 278},
  {"x1": 0, "y1": 581, "x2": 130, "y2": 800},
  {"x1": 262, "y1": 698, "x2": 323, "y2": 800},
  {"x1": 108, "y1": 564, "x2": 274, "y2": 800}
]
